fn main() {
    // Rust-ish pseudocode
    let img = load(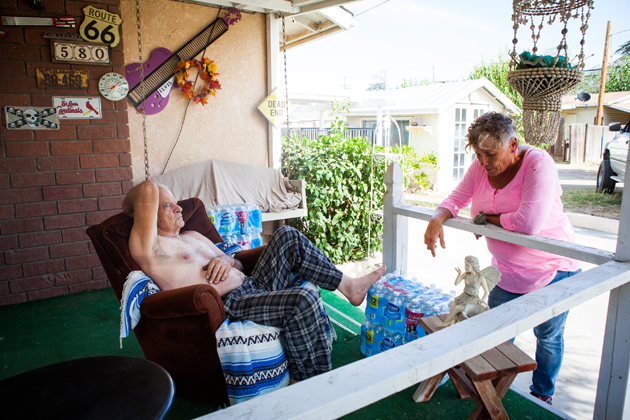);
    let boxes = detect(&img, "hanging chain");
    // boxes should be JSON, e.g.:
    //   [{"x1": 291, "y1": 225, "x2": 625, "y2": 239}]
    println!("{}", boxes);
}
[
  {"x1": 135, "y1": 0, "x2": 149, "y2": 180},
  {"x1": 282, "y1": 15, "x2": 290, "y2": 138}
]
